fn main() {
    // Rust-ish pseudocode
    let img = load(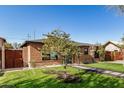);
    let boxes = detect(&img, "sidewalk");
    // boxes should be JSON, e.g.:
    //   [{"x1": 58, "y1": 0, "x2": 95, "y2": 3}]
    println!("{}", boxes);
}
[
  {"x1": 71, "y1": 65, "x2": 124, "y2": 78},
  {"x1": 3, "y1": 65, "x2": 63, "y2": 73}
]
